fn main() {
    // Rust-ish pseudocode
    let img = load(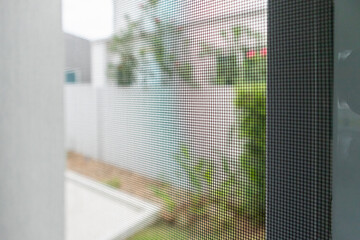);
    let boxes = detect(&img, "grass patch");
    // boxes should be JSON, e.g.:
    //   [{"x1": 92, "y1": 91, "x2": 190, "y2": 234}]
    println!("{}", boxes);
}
[
  {"x1": 104, "y1": 178, "x2": 121, "y2": 189},
  {"x1": 128, "y1": 221, "x2": 188, "y2": 240}
]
